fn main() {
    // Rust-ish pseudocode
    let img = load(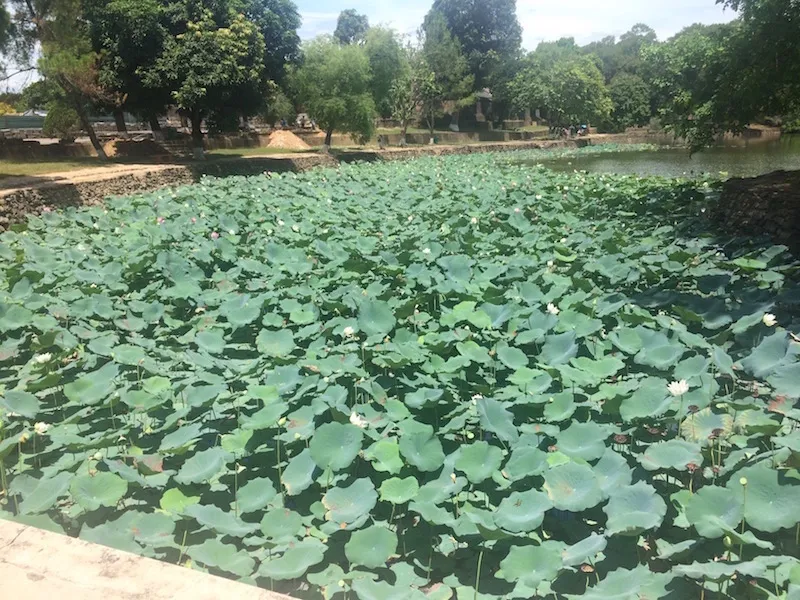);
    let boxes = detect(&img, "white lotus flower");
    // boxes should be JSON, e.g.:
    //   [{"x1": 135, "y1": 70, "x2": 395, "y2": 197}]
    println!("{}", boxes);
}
[
  {"x1": 34, "y1": 422, "x2": 49, "y2": 435},
  {"x1": 536, "y1": 194, "x2": 543, "y2": 200},
  {"x1": 33, "y1": 353, "x2": 52, "y2": 364},
  {"x1": 277, "y1": 219, "x2": 285, "y2": 226},
  {"x1": 342, "y1": 326, "x2": 355, "y2": 338},
  {"x1": 470, "y1": 217, "x2": 478, "y2": 225},
  {"x1": 514, "y1": 208, "x2": 521, "y2": 213},
  {"x1": 668, "y1": 380, "x2": 689, "y2": 397},
  {"x1": 547, "y1": 303, "x2": 560, "y2": 316},
  {"x1": 292, "y1": 224, "x2": 300, "y2": 232},
  {"x1": 763, "y1": 313, "x2": 777, "y2": 327},
  {"x1": 422, "y1": 248, "x2": 431, "y2": 255},
  {"x1": 546, "y1": 260, "x2": 555, "y2": 269},
  {"x1": 349, "y1": 412, "x2": 368, "y2": 429},
  {"x1": 408, "y1": 215, "x2": 414, "y2": 222}
]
